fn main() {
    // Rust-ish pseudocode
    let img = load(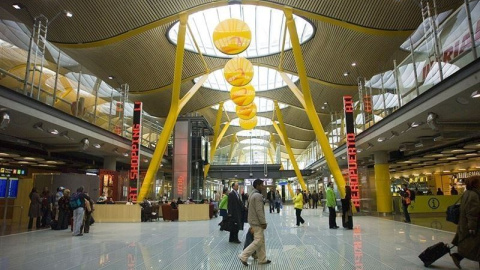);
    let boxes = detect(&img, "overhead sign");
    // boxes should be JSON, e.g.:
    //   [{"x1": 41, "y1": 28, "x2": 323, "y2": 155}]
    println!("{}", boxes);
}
[
  {"x1": 344, "y1": 96, "x2": 360, "y2": 209},
  {"x1": 129, "y1": 101, "x2": 142, "y2": 202},
  {"x1": 0, "y1": 167, "x2": 27, "y2": 176}
]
